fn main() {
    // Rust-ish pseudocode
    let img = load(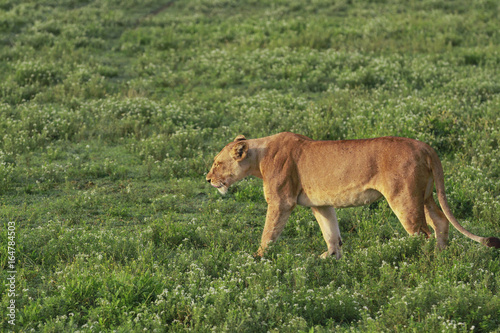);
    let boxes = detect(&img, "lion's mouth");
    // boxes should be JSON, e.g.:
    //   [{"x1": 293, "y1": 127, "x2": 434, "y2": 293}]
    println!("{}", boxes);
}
[
  {"x1": 211, "y1": 182, "x2": 224, "y2": 189},
  {"x1": 211, "y1": 182, "x2": 228, "y2": 195}
]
